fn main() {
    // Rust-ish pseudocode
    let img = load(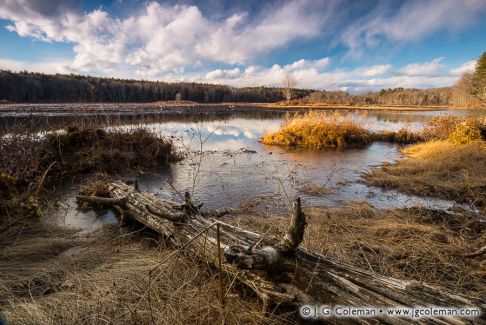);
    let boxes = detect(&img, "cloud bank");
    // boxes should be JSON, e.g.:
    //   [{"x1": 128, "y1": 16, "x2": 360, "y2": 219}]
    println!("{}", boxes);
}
[{"x1": 0, "y1": 0, "x2": 484, "y2": 92}]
